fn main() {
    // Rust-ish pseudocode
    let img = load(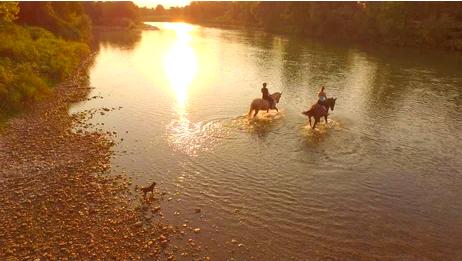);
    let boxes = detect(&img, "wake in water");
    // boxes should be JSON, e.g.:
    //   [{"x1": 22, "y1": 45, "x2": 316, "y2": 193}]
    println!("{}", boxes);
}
[
  {"x1": 300, "y1": 118, "x2": 343, "y2": 144},
  {"x1": 166, "y1": 111, "x2": 287, "y2": 155},
  {"x1": 166, "y1": 117, "x2": 231, "y2": 156},
  {"x1": 166, "y1": 108, "x2": 343, "y2": 154},
  {"x1": 233, "y1": 110, "x2": 285, "y2": 136}
]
